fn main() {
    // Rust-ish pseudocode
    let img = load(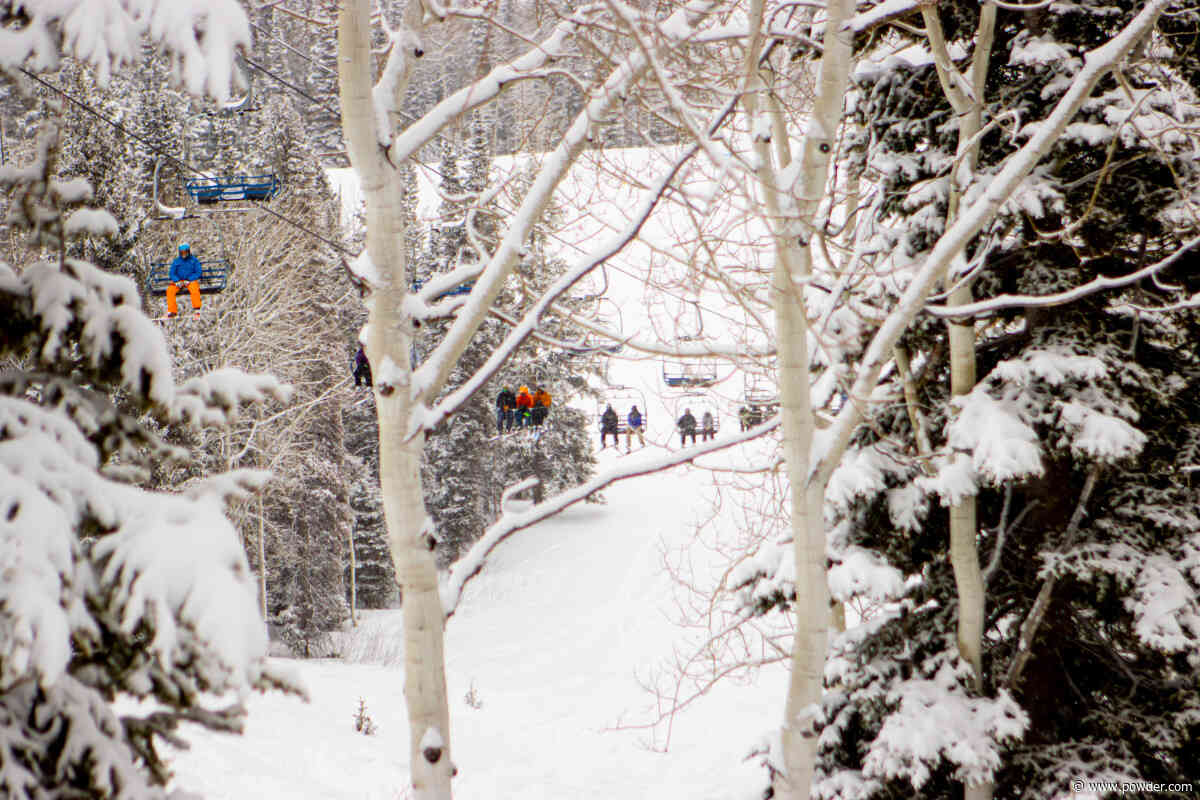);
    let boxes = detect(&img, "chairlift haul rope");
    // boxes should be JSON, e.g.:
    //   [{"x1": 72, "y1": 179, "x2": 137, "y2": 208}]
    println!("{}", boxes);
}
[{"x1": 18, "y1": 68, "x2": 351, "y2": 257}]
